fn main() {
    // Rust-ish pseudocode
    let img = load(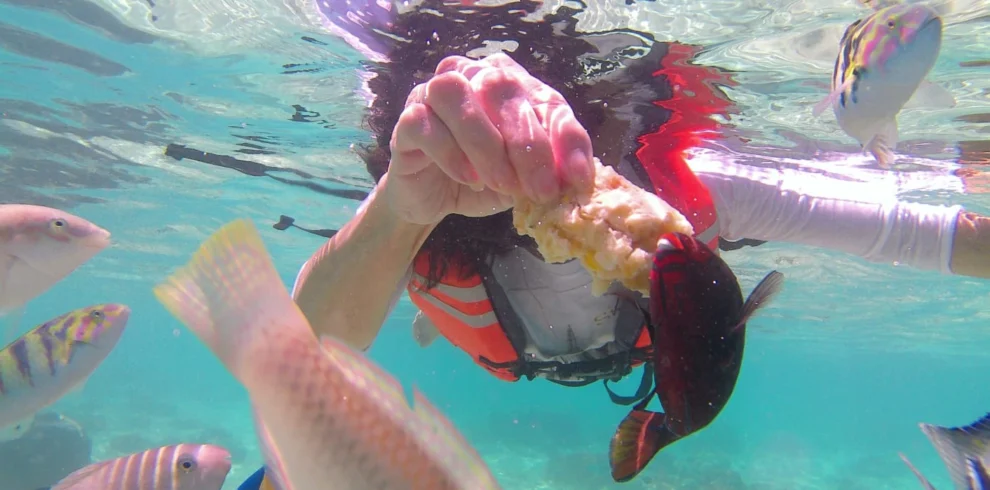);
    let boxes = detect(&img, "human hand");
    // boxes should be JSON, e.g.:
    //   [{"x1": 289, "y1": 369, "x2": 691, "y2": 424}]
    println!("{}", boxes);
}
[{"x1": 382, "y1": 52, "x2": 595, "y2": 225}]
